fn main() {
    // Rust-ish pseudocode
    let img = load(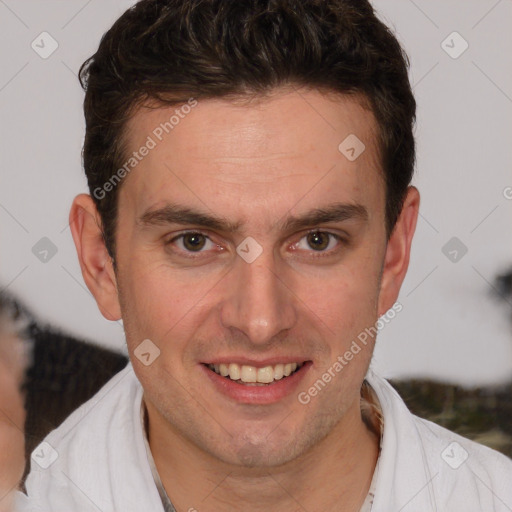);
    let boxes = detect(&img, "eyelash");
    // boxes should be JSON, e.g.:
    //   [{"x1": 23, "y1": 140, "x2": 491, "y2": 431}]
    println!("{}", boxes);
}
[{"x1": 166, "y1": 229, "x2": 345, "y2": 260}]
